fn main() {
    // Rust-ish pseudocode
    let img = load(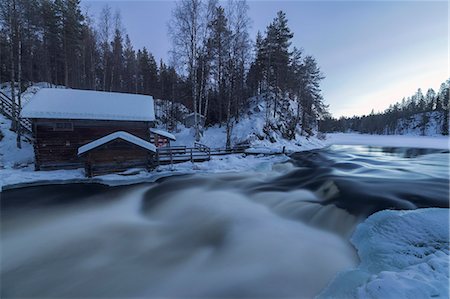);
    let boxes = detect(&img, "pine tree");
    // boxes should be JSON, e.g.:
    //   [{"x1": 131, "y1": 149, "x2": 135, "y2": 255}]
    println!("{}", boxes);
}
[
  {"x1": 137, "y1": 47, "x2": 158, "y2": 96},
  {"x1": 207, "y1": 6, "x2": 231, "y2": 124},
  {"x1": 110, "y1": 26, "x2": 123, "y2": 92},
  {"x1": 300, "y1": 56, "x2": 324, "y2": 136},
  {"x1": 265, "y1": 11, "x2": 293, "y2": 117},
  {"x1": 439, "y1": 81, "x2": 449, "y2": 135},
  {"x1": 40, "y1": 0, "x2": 61, "y2": 85},
  {"x1": 56, "y1": 0, "x2": 84, "y2": 88},
  {"x1": 123, "y1": 34, "x2": 136, "y2": 93},
  {"x1": 425, "y1": 88, "x2": 436, "y2": 111}
]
